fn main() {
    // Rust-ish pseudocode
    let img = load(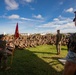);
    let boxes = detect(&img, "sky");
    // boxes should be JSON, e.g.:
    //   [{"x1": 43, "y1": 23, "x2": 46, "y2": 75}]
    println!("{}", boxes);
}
[{"x1": 0, "y1": 0, "x2": 76, "y2": 34}]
